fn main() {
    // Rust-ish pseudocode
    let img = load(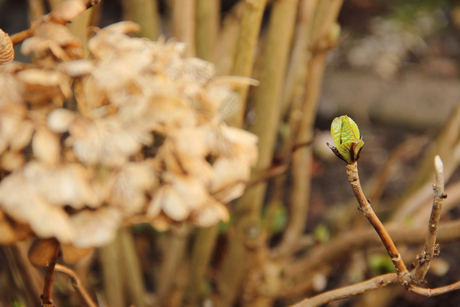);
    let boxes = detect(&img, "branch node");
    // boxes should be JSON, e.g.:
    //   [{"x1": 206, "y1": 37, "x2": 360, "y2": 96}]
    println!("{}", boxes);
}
[{"x1": 434, "y1": 244, "x2": 441, "y2": 257}]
